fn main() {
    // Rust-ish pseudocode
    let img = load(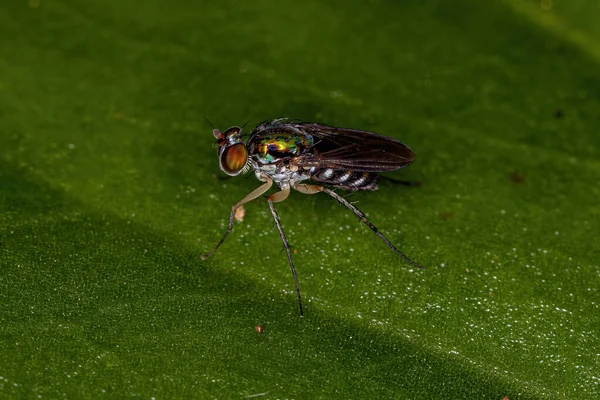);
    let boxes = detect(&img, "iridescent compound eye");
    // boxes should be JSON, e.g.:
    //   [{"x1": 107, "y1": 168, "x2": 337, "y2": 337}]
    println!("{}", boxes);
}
[{"x1": 219, "y1": 143, "x2": 248, "y2": 176}]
